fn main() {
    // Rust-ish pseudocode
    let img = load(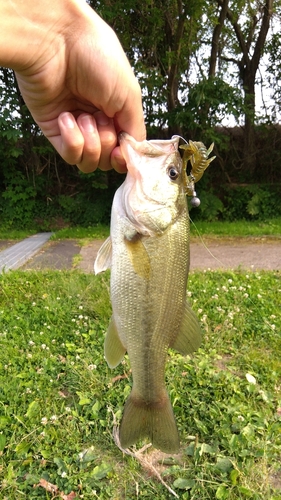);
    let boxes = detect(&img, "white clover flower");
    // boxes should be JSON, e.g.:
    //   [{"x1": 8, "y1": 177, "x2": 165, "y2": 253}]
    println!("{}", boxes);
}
[
  {"x1": 78, "y1": 315, "x2": 83, "y2": 320},
  {"x1": 47, "y1": 325, "x2": 51, "y2": 330},
  {"x1": 26, "y1": 353, "x2": 32, "y2": 359},
  {"x1": 61, "y1": 471, "x2": 67, "y2": 478},
  {"x1": 244, "y1": 293, "x2": 249, "y2": 298},
  {"x1": 79, "y1": 305, "x2": 83, "y2": 310},
  {"x1": 32, "y1": 302, "x2": 36, "y2": 306},
  {"x1": 246, "y1": 373, "x2": 256, "y2": 385},
  {"x1": 26, "y1": 388, "x2": 32, "y2": 393},
  {"x1": 222, "y1": 286, "x2": 228, "y2": 292},
  {"x1": 41, "y1": 344, "x2": 46, "y2": 350},
  {"x1": 52, "y1": 339, "x2": 56, "y2": 344},
  {"x1": 56, "y1": 297, "x2": 61, "y2": 300},
  {"x1": 228, "y1": 279, "x2": 233, "y2": 284},
  {"x1": 50, "y1": 415, "x2": 57, "y2": 422},
  {"x1": 270, "y1": 314, "x2": 276, "y2": 319},
  {"x1": 212, "y1": 294, "x2": 218, "y2": 300},
  {"x1": 198, "y1": 308, "x2": 203, "y2": 314},
  {"x1": 237, "y1": 415, "x2": 245, "y2": 421},
  {"x1": 29, "y1": 340, "x2": 35, "y2": 346},
  {"x1": 65, "y1": 406, "x2": 71, "y2": 412},
  {"x1": 186, "y1": 291, "x2": 192, "y2": 297},
  {"x1": 257, "y1": 294, "x2": 262, "y2": 299},
  {"x1": 41, "y1": 417, "x2": 48, "y2": 425},
  {"x1": 271, "y1": 324, "x2": 276, "y2": 330},
  {"x1": 88, "y1": 364, "x2": 97, "y2": 370}
]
